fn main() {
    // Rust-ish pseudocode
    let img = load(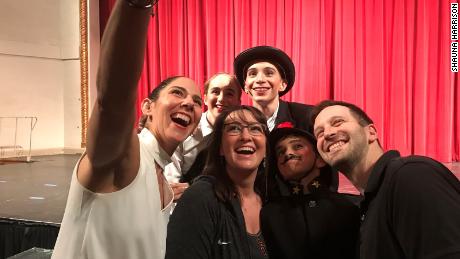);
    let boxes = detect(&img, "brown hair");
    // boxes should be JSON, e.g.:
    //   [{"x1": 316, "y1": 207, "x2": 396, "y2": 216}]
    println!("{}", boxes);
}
[
  {"x1": 148, "y1": 76, "x2": 184, "y2": 101},
  {"x1": 311, "y1": 100, "x2": 374, "y2": 127},
  {"x1": 203, "y1": 105, "x2": 269, "y2": 203},
  {"x1": 203, "y1": 73, "x2": 242, "y2": 98}
]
